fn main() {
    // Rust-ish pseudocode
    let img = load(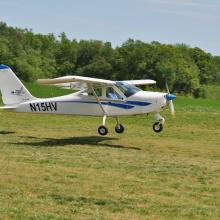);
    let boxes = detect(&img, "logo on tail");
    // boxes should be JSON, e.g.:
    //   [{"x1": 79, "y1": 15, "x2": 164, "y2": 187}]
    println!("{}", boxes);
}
[{"x1": 11, "y1": 87, "x2": 25, "y2": 96}]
